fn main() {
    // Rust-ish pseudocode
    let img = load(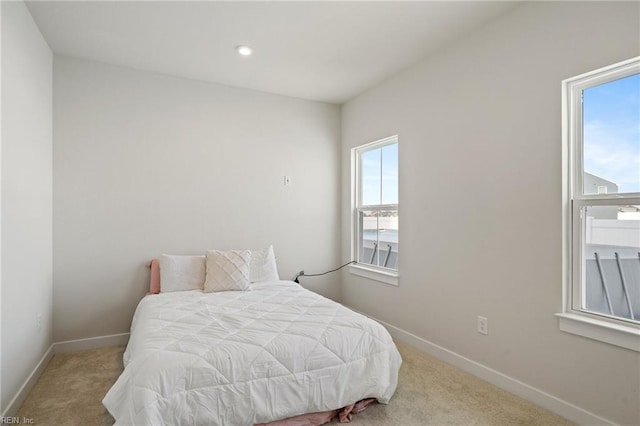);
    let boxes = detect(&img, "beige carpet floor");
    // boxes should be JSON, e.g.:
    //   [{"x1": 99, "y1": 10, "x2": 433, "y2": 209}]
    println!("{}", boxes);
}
[{"x1": 16, "y1": 342, "x2": 573, "y2": 425}]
